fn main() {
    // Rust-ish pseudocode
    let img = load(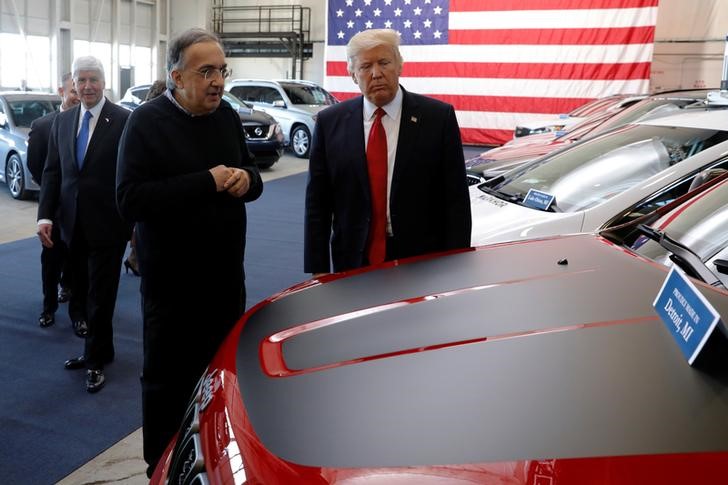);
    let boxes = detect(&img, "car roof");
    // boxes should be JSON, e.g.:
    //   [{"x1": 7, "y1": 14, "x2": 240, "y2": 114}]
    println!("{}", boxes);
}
[
  {"x1": 638, "y1": 108, "x2": 728, "y2": 130},
  {"x1": 228, "y1": 78, "x2": 321, "y2": 87},
  {"x1": 0, "y1": 91, "x2": 61, "y2": 100}
]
